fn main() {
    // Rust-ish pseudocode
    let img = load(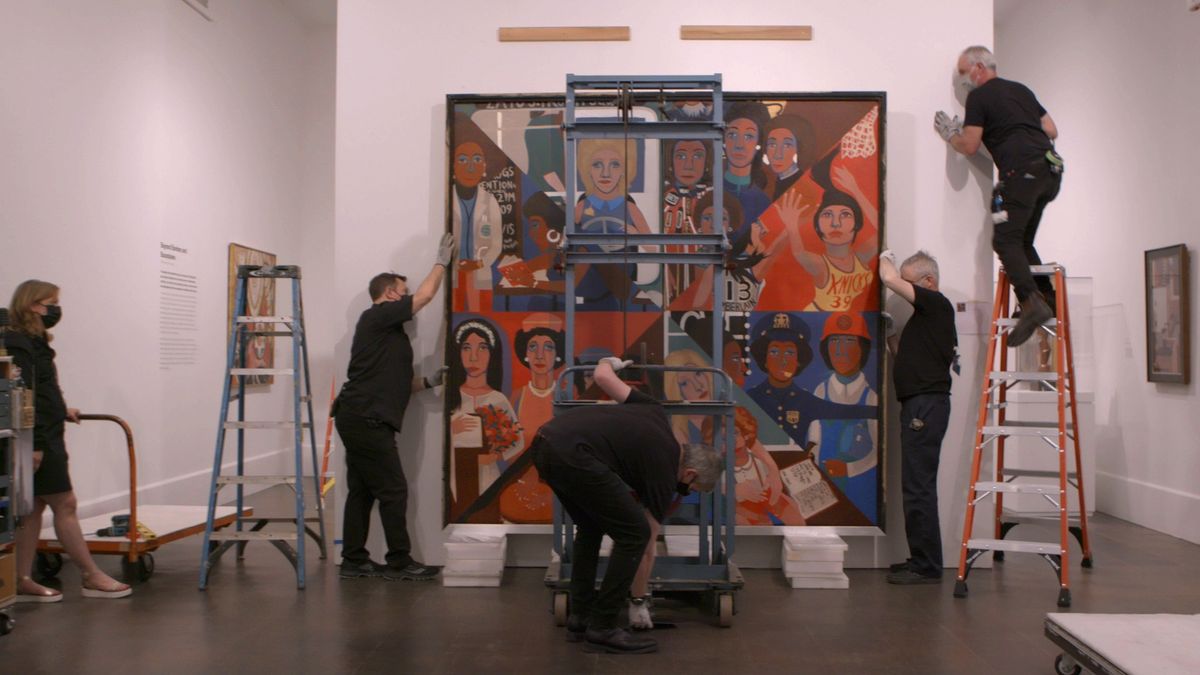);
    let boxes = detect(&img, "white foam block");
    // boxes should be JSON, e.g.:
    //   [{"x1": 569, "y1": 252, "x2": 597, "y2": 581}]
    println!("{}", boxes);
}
[
  {"x1": 783, "y1": 533, "x2": 848, "y2": 552},
  {"x1": 444, "y1": 535, "x2": 507, "y2": 561},
  {"x1": 665, "y1": 535, "x2": 700, "y2": 557},
  {"x1": 784, "y1": 560, "x2": 845, "y2": 576},
  {"x1": 789, "y1": 573, "x2": 849, "y2": 589},
  {"x1": 444, "y1": 558, "x2": 505, "y2": 575},
  {"x1": 441, "y1": 574, "x2": 503, "y2": 588},
  {"x1": 781, "y1": 541, "x2": 846, "y2": 562}
]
